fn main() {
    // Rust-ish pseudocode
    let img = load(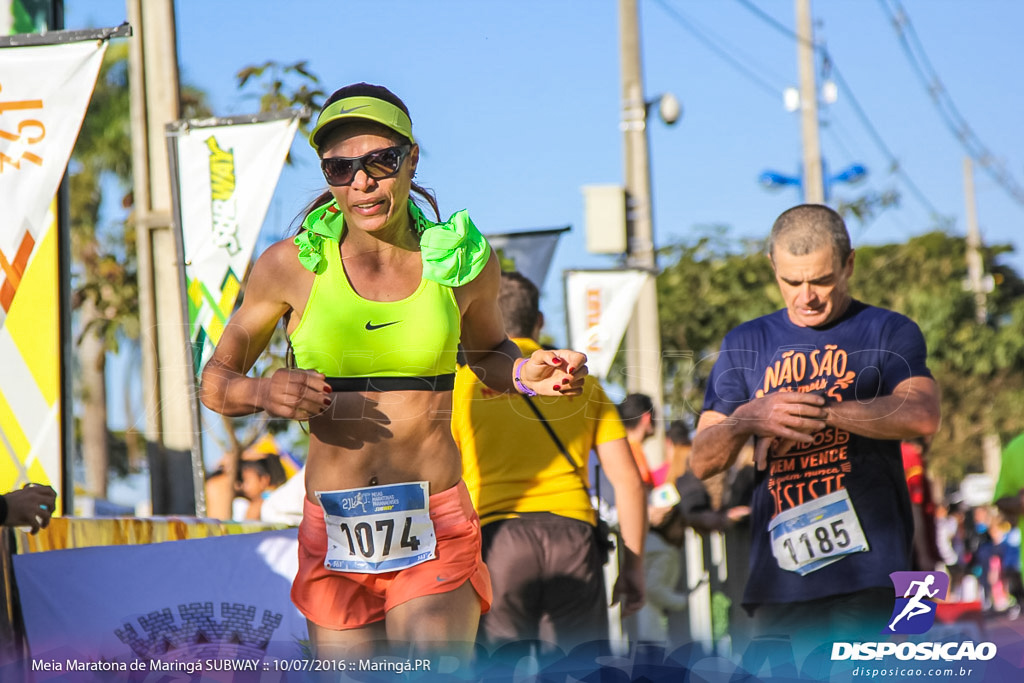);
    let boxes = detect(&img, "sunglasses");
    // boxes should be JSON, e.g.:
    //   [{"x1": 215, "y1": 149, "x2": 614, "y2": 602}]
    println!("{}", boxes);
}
[{"x1": 320, "y1": 145, "x2": 411, "y2": 187}]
